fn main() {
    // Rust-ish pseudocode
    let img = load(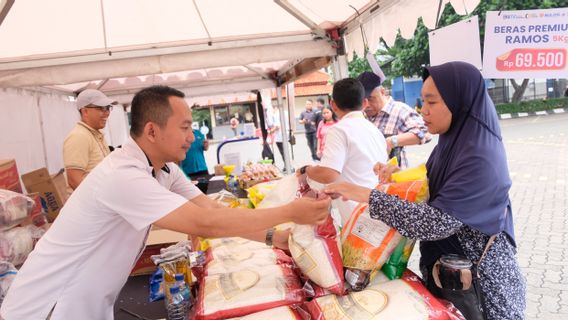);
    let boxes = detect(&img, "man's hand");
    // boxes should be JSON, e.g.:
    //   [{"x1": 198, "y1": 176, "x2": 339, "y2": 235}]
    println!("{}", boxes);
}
[
  {"x1": 324, "y1": 182, "x2": 372, "y2": 203},
  {"x1": 373, "y1": 162, "x2": 400, "y2": 184},
  {"x1": 272, "y1": 229, "x2": 291, "y2": 250},
  {"x1": 286, "y1": 196, "x2": 330, "y2": 225}
]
